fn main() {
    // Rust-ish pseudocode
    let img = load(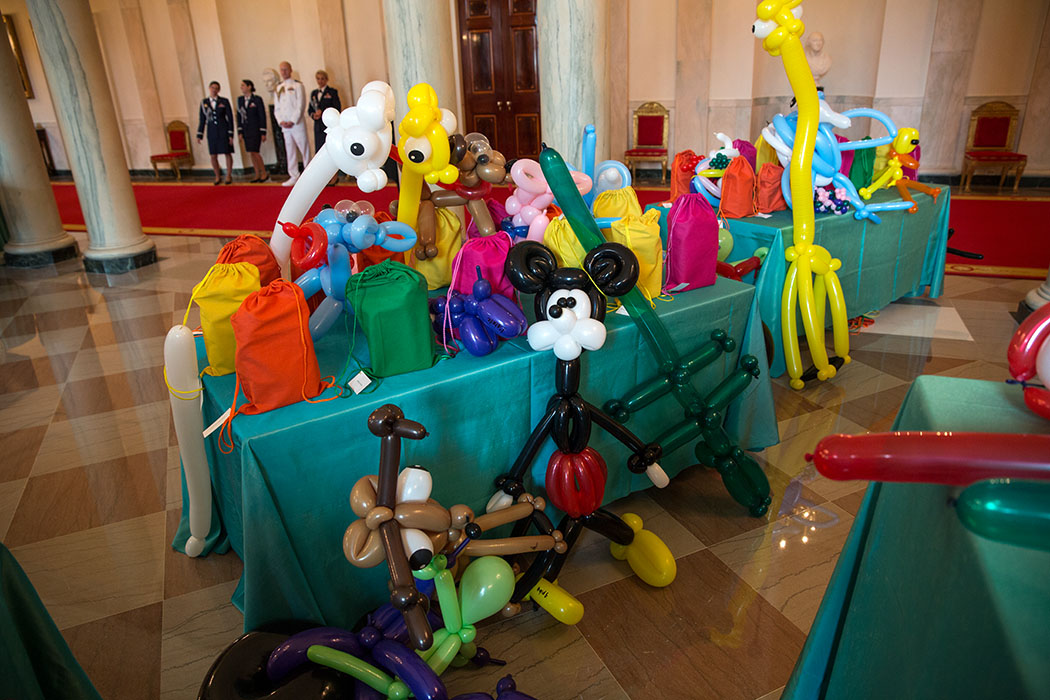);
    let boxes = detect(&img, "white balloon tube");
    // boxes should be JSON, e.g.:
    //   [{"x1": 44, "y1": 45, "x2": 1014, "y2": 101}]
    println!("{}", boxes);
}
[
  {"x1": 164, "y1": 325, "x2": 211, "y2": 557},
  {"x1": 646, "y1": 463, "x2": 670, "y2": 489},
  {"x1": 270, "y1": 145, "x2": 340, "y2": 267},
  {"x1": 396, "y1": 466, "x2": 433, "y2": 504}
]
